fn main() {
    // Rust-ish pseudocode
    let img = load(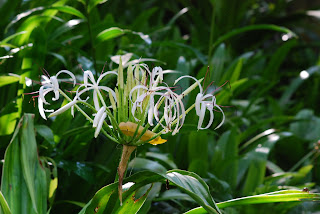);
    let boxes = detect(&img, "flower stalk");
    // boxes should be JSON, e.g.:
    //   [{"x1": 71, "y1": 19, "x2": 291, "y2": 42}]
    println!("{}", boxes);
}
[{"x1": 117, "y1": 145, "x2": 136, "y2": 205}]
